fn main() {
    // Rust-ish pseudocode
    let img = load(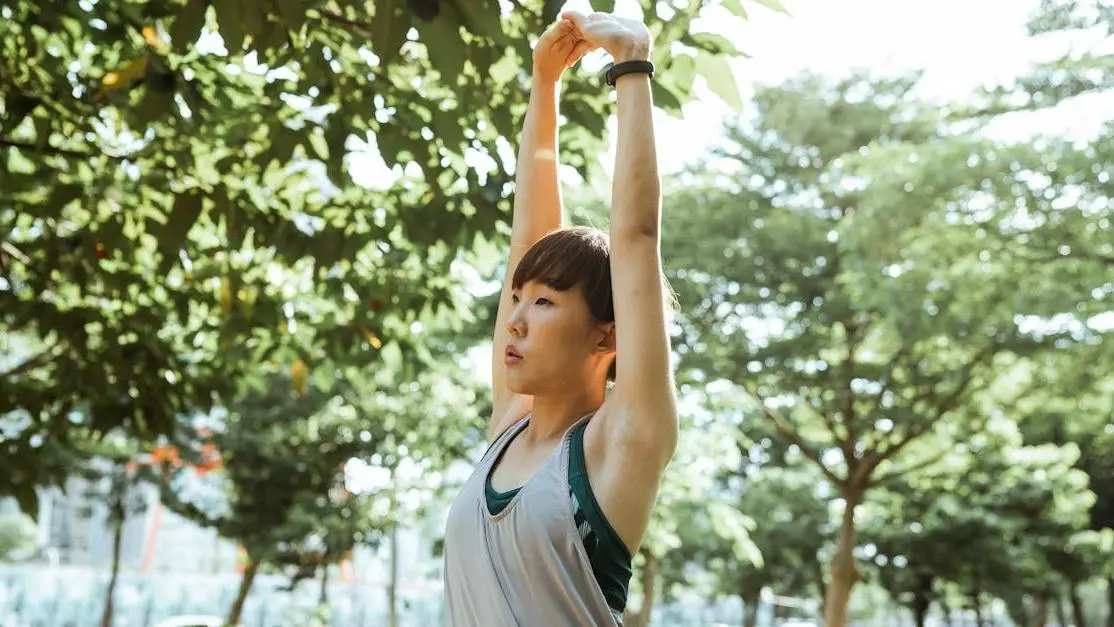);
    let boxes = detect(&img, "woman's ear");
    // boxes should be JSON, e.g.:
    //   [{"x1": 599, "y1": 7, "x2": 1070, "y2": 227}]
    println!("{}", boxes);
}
[{"x1": 595, "y1": 322, "x2": 616, "y2": 354}]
